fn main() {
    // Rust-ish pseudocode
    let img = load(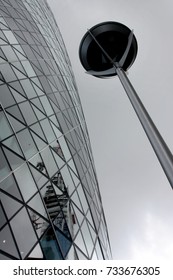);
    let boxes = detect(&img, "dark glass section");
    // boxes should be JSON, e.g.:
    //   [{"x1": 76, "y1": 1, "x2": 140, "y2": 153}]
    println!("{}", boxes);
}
[{"x1": 40, "y1": 227, "x2": 63, "y2": 260}]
